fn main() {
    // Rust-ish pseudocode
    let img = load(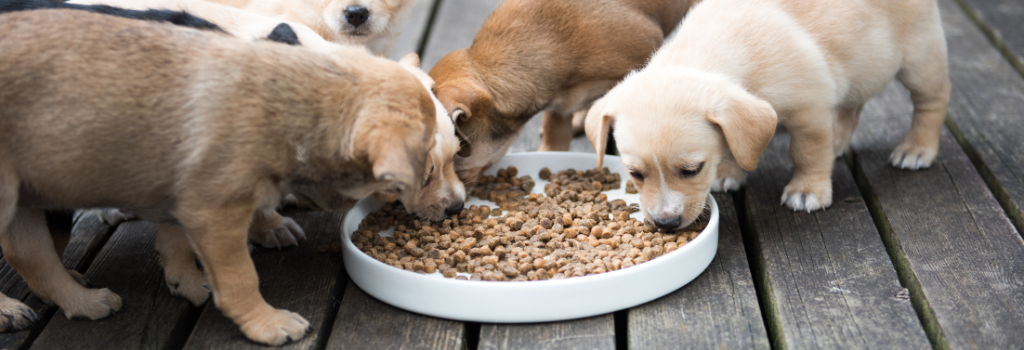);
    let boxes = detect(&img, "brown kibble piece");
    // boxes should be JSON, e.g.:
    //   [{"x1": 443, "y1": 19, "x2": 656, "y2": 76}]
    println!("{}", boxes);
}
[{"x1": 539, "y1": 167, "x2": 551, "y2": 180}]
